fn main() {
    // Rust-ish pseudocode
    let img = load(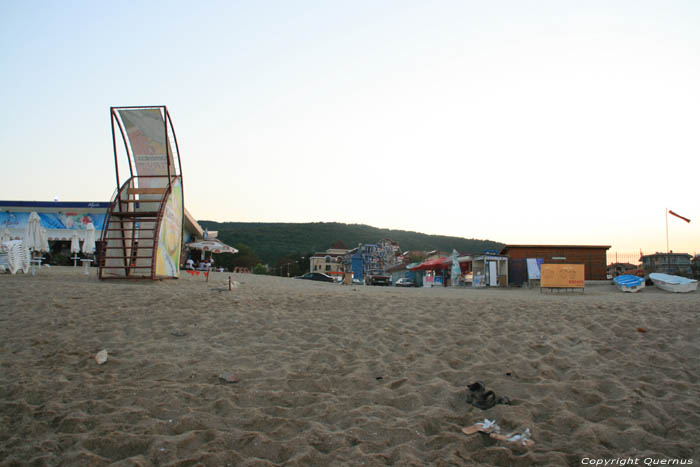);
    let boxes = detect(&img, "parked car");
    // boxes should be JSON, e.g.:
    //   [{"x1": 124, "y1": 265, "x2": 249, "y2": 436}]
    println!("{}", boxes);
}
[
  {"x1": 294, "y1": 272, "x2": 334, "y2": 283},
  {"x1": 365, "y1": 269, "x2": 390, "y2": 286},
  {"x1": 395, "y1": 277, "x2": 417, "y2": 287}
]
